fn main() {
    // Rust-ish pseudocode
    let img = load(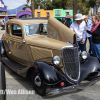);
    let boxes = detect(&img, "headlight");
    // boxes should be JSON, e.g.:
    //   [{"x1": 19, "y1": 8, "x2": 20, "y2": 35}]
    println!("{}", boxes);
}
[
  {"x1": 81, "y1": 51, "x2": 87, "y2": 59},
  {"x1": 53, "y1": 56, "x2": 60, "y2": 65}
]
